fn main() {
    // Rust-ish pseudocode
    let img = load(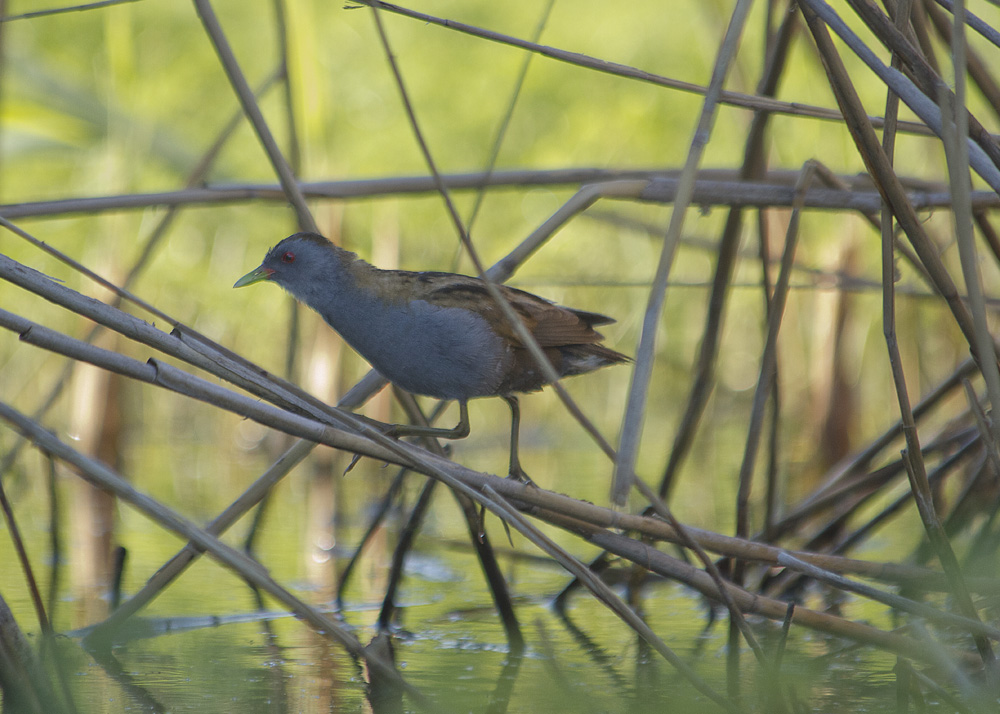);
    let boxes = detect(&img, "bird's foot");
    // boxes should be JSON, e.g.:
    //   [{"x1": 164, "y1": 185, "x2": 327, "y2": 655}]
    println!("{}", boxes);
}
[
  {"x1": 381, "y1": 423, "x2": 405, "y2": 439},
  {"x1": 344, "y1": 422, "x2": 455, "y2": 476},
  {"x1": 506, "y1": 465, "x2": 536, "y2": 487},
  {"x1": 344, "y1": 452, "x2": 364, "y2": 474},
  {"x1": 384, "y1": 424, "x2": 455, "y2": 458},
  {"x1": 479, "y1": 503, "x2": 515, "y2": 547},
  {"x1": 343, "y1": 420, "x2": 400, "y2": 475}
]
